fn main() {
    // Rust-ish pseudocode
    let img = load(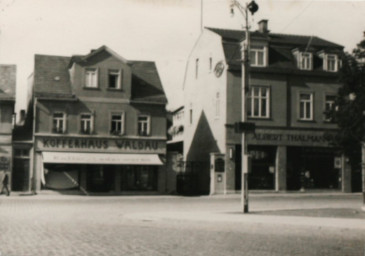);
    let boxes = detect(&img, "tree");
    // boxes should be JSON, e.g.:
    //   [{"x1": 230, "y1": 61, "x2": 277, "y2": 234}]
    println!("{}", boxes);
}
[{"x1": 327, "y1": 34, "x2": 365, "y2": 187}]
